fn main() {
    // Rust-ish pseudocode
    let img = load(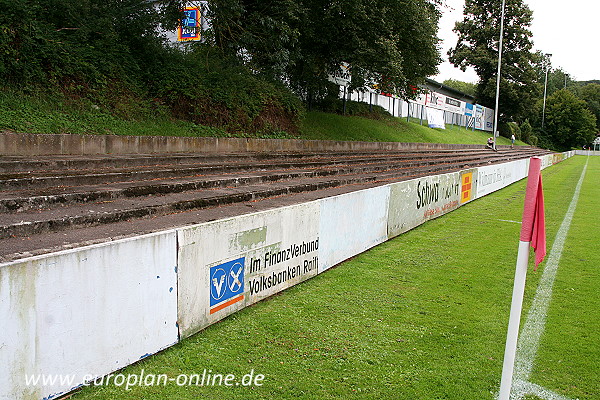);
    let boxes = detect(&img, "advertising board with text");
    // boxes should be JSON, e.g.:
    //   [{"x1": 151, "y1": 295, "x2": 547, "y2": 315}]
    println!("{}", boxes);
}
[{"x1": 177, "y1": 203, "x2": 320, "y2": 338}]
